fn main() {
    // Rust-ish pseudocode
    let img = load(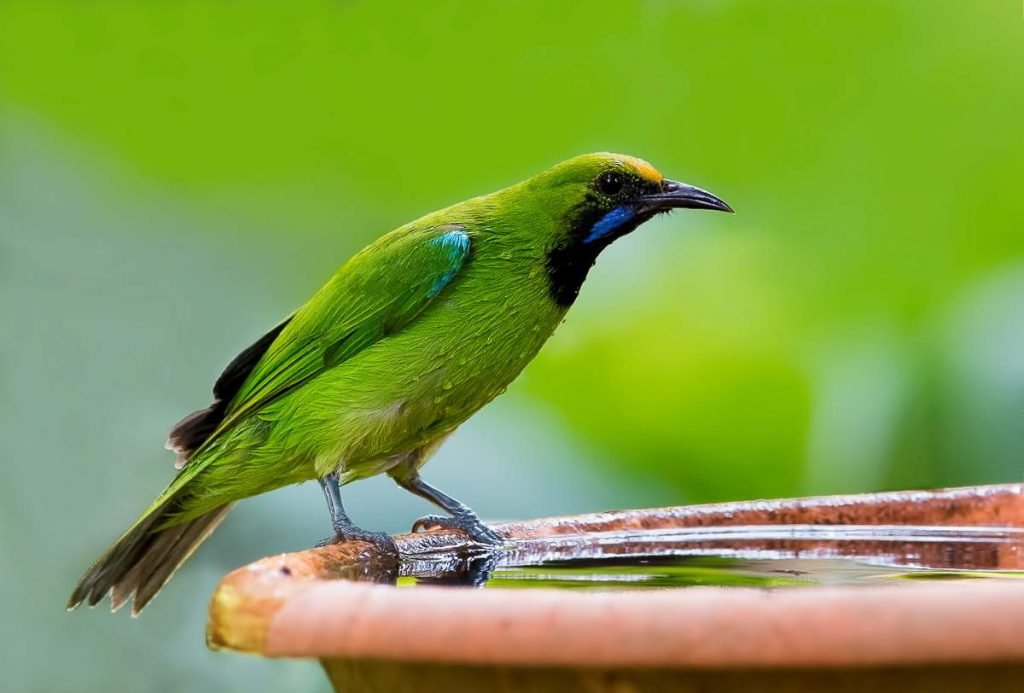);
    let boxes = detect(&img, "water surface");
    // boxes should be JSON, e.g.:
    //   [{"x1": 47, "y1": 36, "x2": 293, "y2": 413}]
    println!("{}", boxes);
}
[{"x1": 397, "y1": 524, "x2": 1024, "y2": 589}]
